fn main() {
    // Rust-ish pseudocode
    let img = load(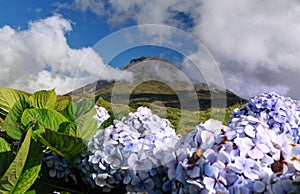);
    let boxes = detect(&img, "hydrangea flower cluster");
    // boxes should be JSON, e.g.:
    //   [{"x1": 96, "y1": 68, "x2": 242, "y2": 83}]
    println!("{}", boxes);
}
[
  {"x1": 82, "y1": 106, "x2": 179, "y2": 193},
  {"x1": 168, "y1": 93, "x2": 300, "y2": 193},
  {"x1": 41, "y1": 92, "x2": 300, "y2": 193},
  {"x1": 231, "y1": 92, "x2": 300, "y2": 143},
  {"x1": 43, "y1": 150, "x2": 78, "y2": 184}
]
